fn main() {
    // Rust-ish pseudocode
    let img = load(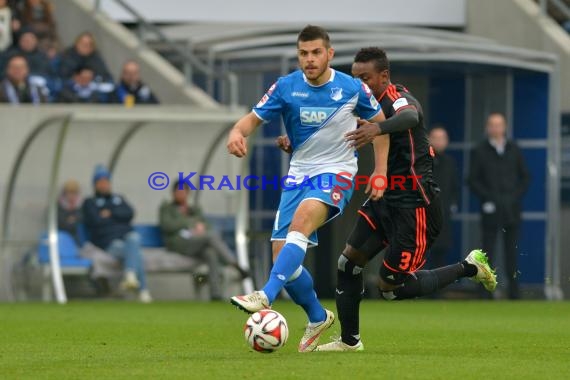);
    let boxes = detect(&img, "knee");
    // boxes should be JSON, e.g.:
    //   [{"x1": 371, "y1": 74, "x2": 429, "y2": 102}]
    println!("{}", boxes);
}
[
  {"x1": 205, "y1": 232, "x2": 226, "y2": 249},
  {"x1": 109, "y1": 239, "x2": 125, "y2": 252},
  {"x1": 378, "y1": 277, "x2": 398, "y2": 292},
  {"x1": 341, "y1": 244, "x2": 368, "y2": 268},
  {"x1": 337, "y1": 251, "x2": 363, "y2": 276},
  {"x1": 205, "y1": 230, "x2": 221, "y2": 241},
  {"x1": 125, "y1": 231, "x2": 141, "y2": 245},
  {"x1": 289, "y1": 205, "x2": 324, "y2": 236}
]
